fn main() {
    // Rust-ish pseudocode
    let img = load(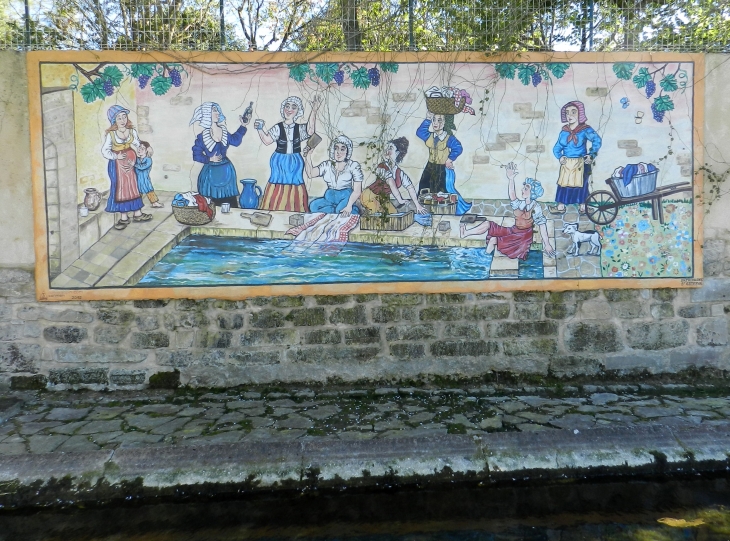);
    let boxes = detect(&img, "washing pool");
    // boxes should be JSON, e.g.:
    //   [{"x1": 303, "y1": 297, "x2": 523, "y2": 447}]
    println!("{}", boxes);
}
[{"x1": 138, "y1": 236, "x2": 544, "y2": 286}]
